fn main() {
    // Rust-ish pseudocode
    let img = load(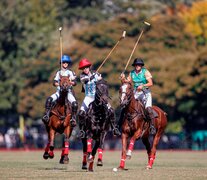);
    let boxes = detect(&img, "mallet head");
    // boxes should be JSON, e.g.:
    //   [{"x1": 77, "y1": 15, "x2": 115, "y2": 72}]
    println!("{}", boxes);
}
[
  {"x1": 59, "y1": 27, "x2": 62, "y2": 31},
  {"x1": 143, "y1": 21, "x2": 151, "y2": 26},
  {"x1": 122, "y1": 31, "x2": 126, "y2": 38}
]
